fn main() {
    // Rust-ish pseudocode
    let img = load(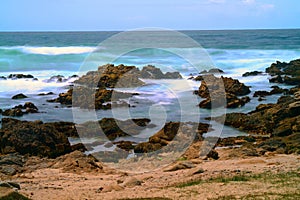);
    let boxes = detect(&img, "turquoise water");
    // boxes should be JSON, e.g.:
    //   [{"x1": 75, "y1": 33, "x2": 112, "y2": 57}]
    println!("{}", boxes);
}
[{"x1": 0, "y1": 29, "x2": 300, "y2": 138}]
